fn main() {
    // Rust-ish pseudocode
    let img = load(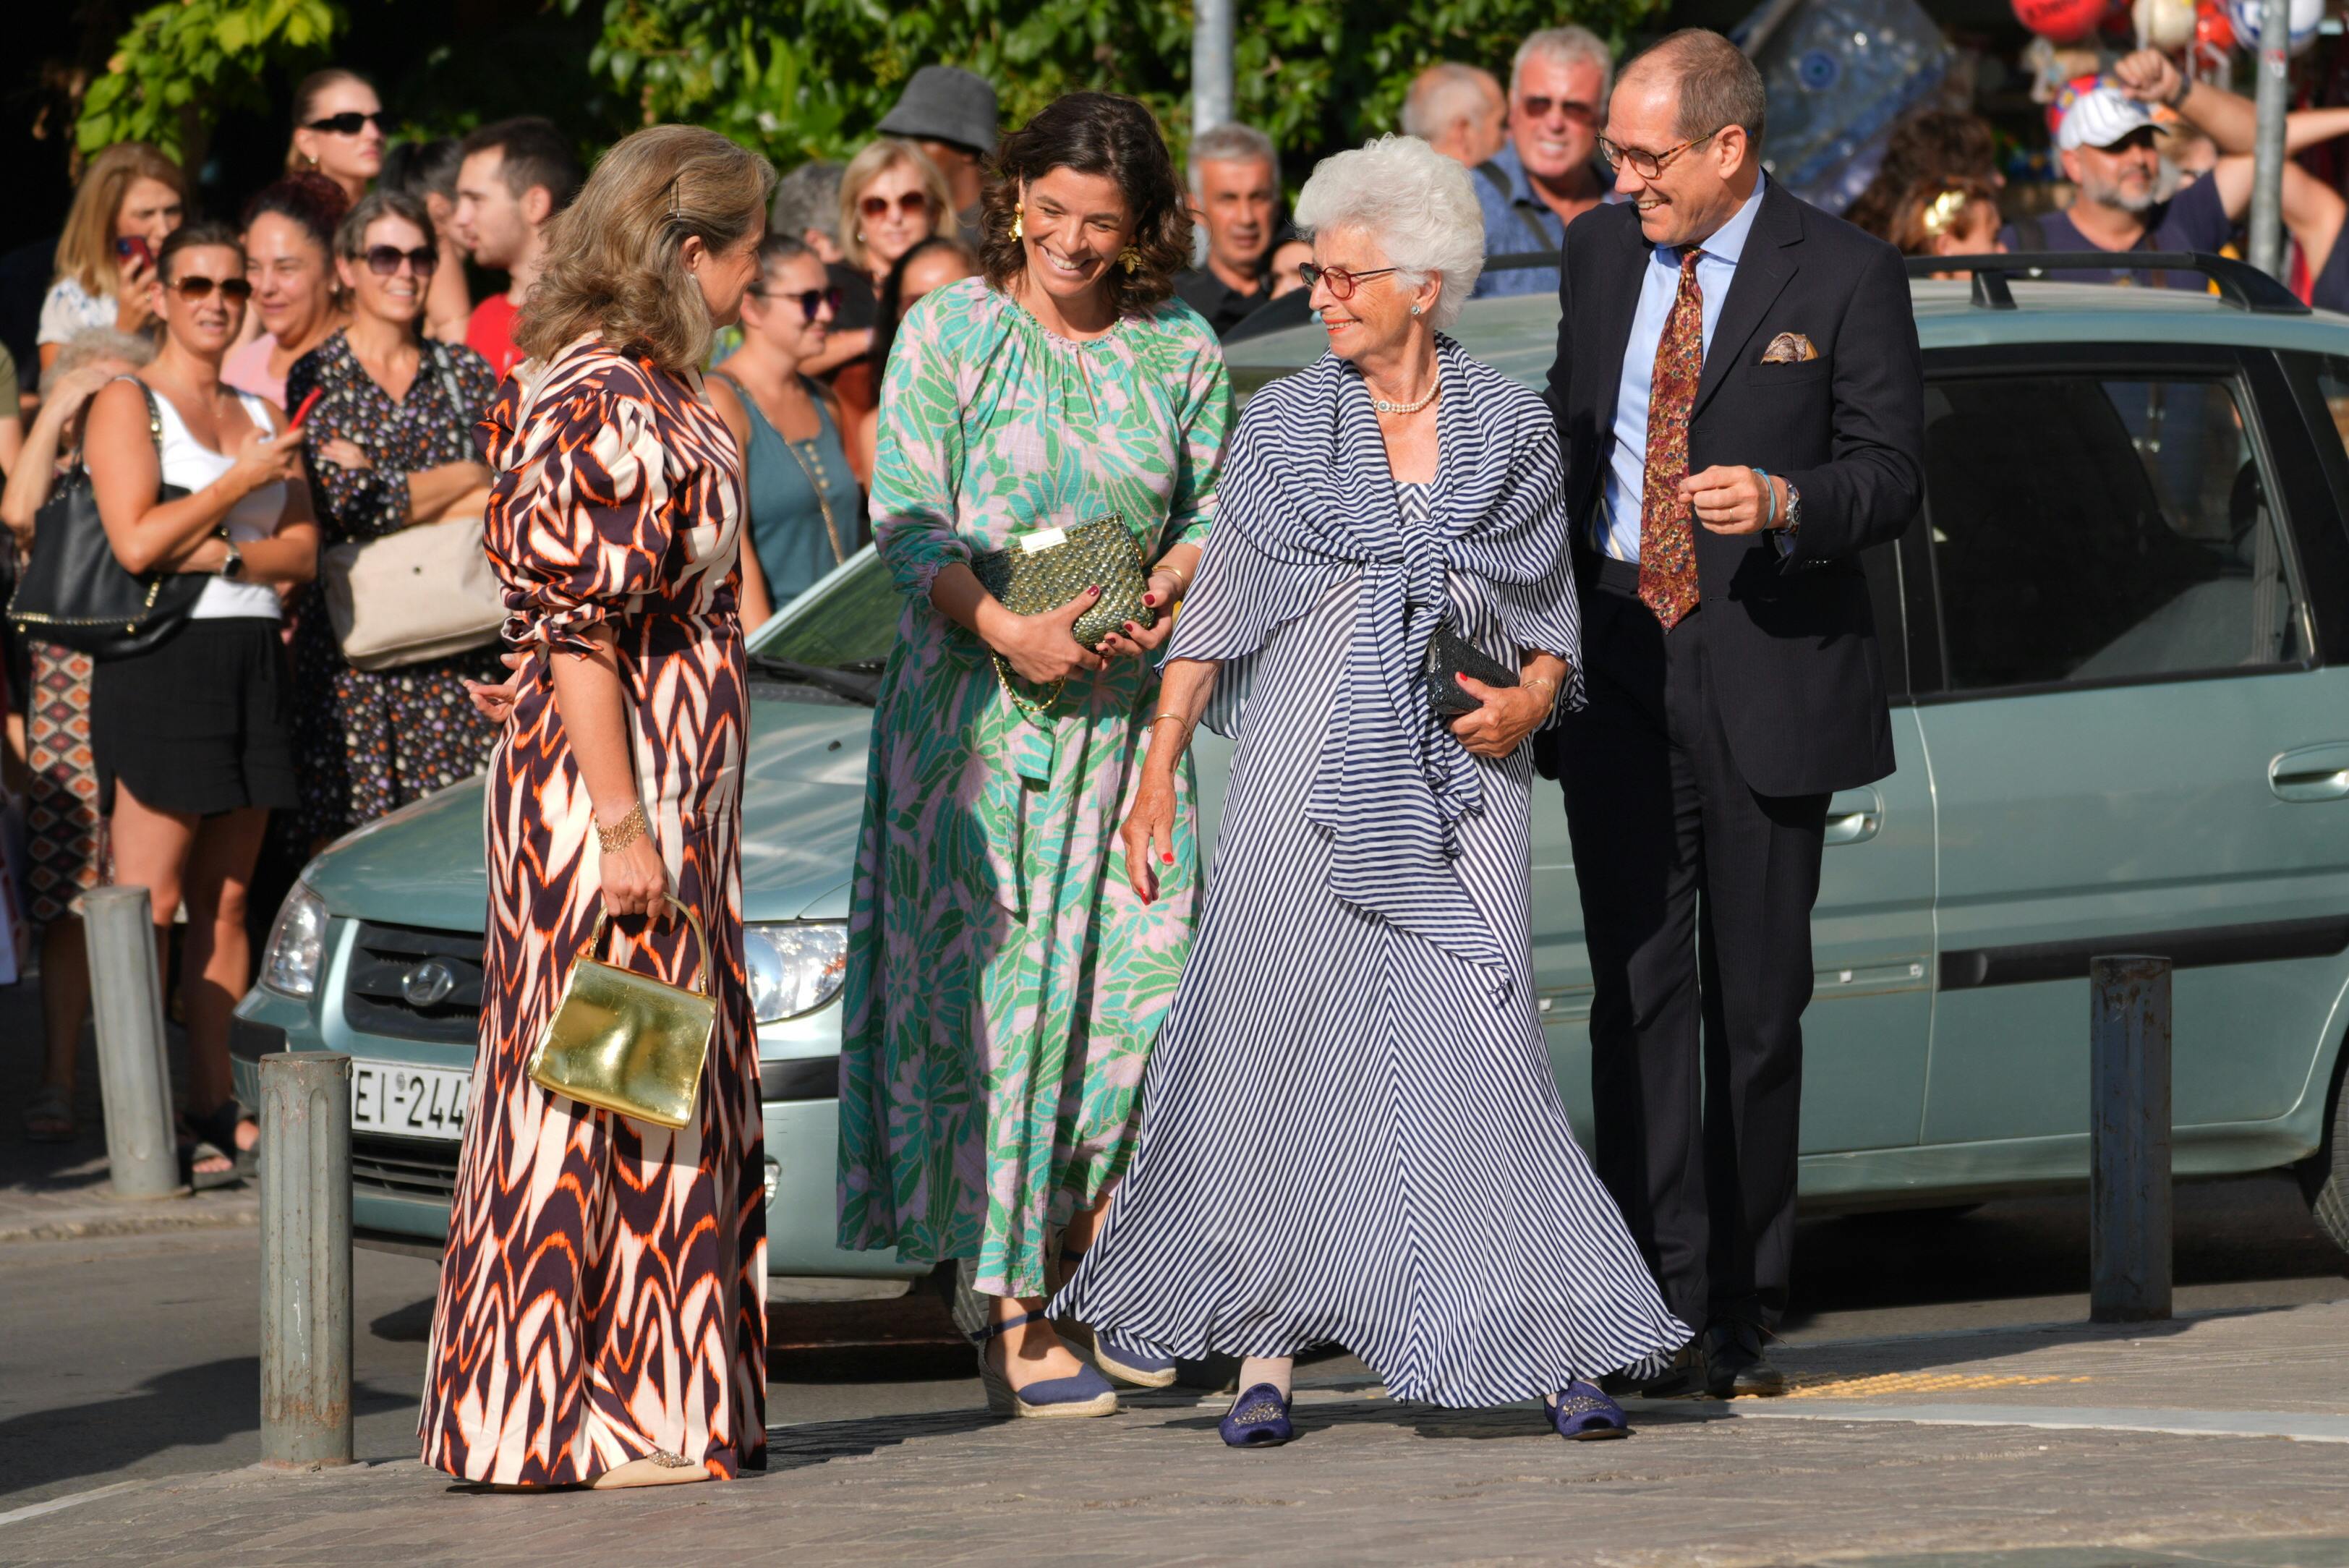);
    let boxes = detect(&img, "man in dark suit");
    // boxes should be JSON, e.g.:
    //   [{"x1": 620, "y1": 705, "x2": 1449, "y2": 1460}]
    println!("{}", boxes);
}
[{"x1": 1537, "y1": 28, "x2": 1923, "y2": 1396}]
